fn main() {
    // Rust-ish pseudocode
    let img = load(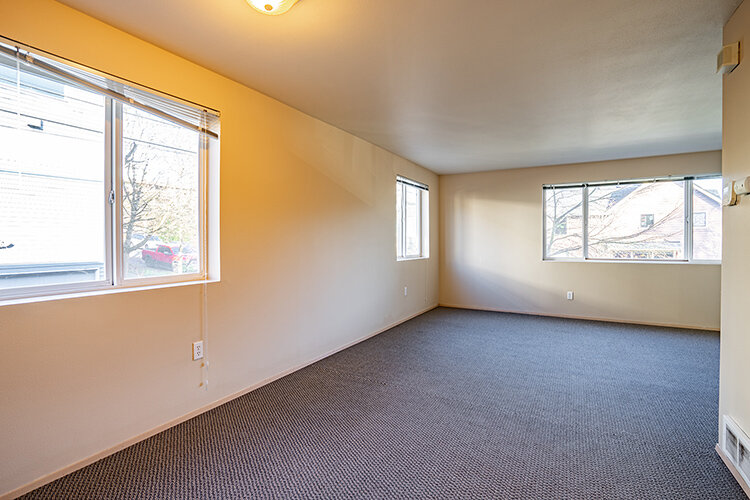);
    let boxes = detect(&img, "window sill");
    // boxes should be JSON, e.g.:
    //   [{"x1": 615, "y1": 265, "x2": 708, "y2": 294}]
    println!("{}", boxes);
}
[
  {"x1": 0, "y1": 278, "x2": 219, "y2": 307},
  {"x1": 543, "y1": 258, "x2": 720, "y2": 265},
  {"x1": 397, "y1": 256, "x2": 429, "y2": 262}
]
